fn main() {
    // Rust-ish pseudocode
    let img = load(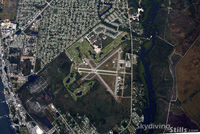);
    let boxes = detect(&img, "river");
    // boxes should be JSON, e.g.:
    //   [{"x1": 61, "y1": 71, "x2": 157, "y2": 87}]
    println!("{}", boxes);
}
[
  {"x1": 137, "y1": 1, "x2": 160, "y2": 134},
  {"x1": 0, "y1": 78, "x2": 15, "y2": 134}
]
